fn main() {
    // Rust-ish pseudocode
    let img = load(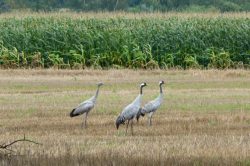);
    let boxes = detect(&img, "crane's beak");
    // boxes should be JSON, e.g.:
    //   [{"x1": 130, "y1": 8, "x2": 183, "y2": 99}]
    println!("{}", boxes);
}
[
  {"x1": 116, "y1": 117, "x2": 120, "y2": 129},
  {"x1": 116, "y1": 123, "x2": 120, "y2": 129}
]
